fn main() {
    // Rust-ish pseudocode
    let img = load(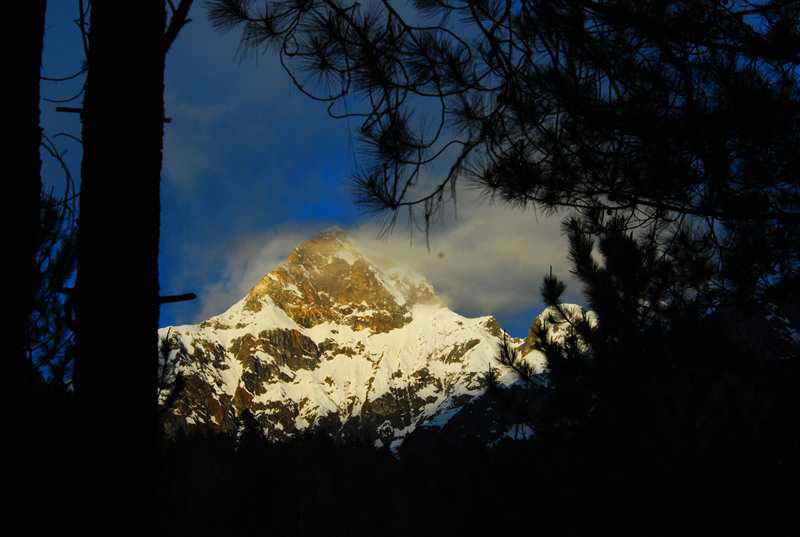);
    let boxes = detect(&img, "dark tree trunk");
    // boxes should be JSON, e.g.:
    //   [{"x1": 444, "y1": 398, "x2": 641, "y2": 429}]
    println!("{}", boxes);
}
[
  {"x1": 74, "y1": 2, "x2": 166, "y2": 531},
  {"x1": 13, "y1": 0, "x2": 46, "y2": 526},
  {"x1": 15, "y1": 0, "x2": 46, "y2": 390}
]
